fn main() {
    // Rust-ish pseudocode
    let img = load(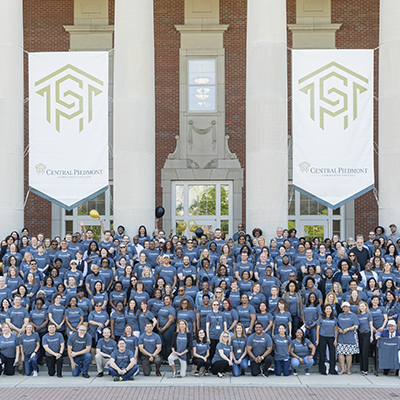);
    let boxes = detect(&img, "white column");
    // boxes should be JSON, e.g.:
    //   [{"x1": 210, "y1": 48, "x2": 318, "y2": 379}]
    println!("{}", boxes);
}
[
  {"x1": 0, "y1": 0, "x2": 24, "y2": 238},
  {"x1": 379, "y1": 1, "x2": 400, "y2": 229},
  {"x1": 113, "y1": 0, "x2": 155, "y2": 236},
  {"x1": 246, "y1": 0, "x2": 288, "y2": 241}
]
